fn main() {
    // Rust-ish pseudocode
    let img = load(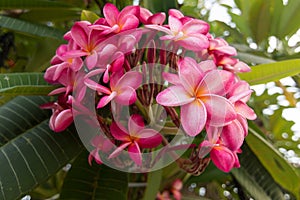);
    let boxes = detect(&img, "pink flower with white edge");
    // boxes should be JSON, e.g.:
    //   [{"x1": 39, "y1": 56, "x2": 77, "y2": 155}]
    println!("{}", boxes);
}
[
  {"x1": 146, "y1": 15, "x2": 209, "y2": 51},
  {"x1": 109, "y1": 114, "x2": 162, "y2": 166},
  {"x1": 88, "y1": 134, "x2": 114, "y2": 165},
  {"x1": 85, "y1": 71, "x2": 142, "y2": 108},
  {"x1": 156, "y1": 57, "x2": 236, "y2": 136}
]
